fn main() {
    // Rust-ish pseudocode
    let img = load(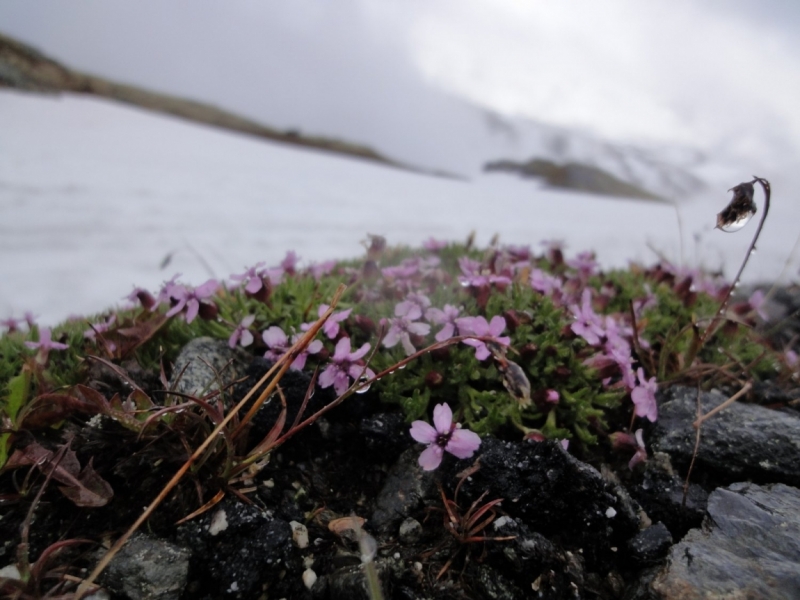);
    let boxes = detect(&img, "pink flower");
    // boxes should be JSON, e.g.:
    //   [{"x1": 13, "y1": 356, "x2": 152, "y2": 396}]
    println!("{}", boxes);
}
[
  {"x1": 455, "y1": 315, "x2": 510, "y2": 361},
  {"x1": 303, "y1": 304, "x2": 352, "y2": 339},
  {"x1": 530, "y1": 269, "x2": 563, "y2": 297},
  {"x1": 228, "y1": 315, "x2": 256, "y2": 348},
  {"x1": 748, "y1": 289, "x2": 769, "y2": 321},
  {"x1": 610, "y1": 429, "x2": 648, "y2": 469},
  {"x1": 425, "y1": 304, "x2": 461, "y2": 342},
  {"x1": 166, "y1": 280, "x2": 219, "y2": 323},
  {"x1": 570, "y1": 288, "x2": 604, "y2": 346},
  {"x1": 262, "y1": 326, "x2": 323, "y2": 370},
  {"x1": 457, "y1": 257, "x2": 511, "y2": 289},
  {"x1": 1, "y1": 317, "x2": 23, "y2": 333},
  {"x1": 307, "y1": 260, "x2": 336, "y2": 280},
  {"x1": 567, "y1": 251, "x2": 598, "y2": 279},
  {"x1": 318, "y1": 337, "x2": 375, "y2": 396},
  {"x1": 231, "y1": 263, "x2": 267, "y2": 294},
  {"x1": 395, "y1": 293, "x2": 431, "y2": 320},
  {"x1": 545, "y1": 389, "x2": 560, "y2": 403},
  {"x1": 382, "y1": 316, "x2": 431, "y2": 356},
  {"x1": 25, "y1": 327, "x2": 69, "y2": 352},
  {"x1": 409, "y1": 403, "x2": 481, "y2": 471},
  {"x1": 25, "y1": 327, "x2": 68, "y2": 363},
  {"x1": 631, "y1": 368, "x2": 658, "y2": 422},
  {"x1": 423, "y1": 237, "x2": 448, "y2": 252}
]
